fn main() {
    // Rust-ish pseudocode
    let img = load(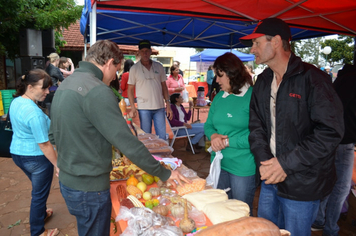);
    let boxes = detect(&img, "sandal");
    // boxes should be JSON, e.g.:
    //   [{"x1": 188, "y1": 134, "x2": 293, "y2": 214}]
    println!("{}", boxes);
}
[
  {"x1": 44, "y1": 208, "x2": 53, "y2": 221},
  {"x1": 40, "y1": 228, "x2": 59, "y2": 236}
]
